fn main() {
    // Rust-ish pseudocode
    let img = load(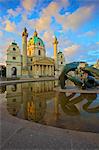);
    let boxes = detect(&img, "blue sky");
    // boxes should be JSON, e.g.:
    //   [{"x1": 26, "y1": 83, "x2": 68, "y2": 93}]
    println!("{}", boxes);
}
[{"x1": 0, "y1": 0, "x2": 99, "y2": 65}]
